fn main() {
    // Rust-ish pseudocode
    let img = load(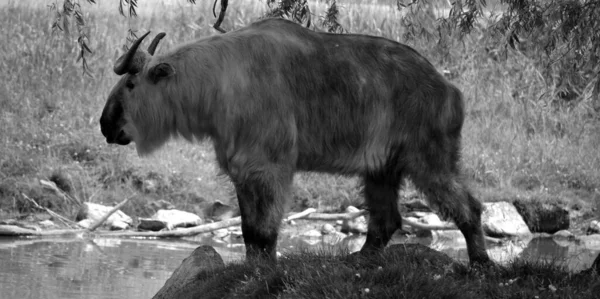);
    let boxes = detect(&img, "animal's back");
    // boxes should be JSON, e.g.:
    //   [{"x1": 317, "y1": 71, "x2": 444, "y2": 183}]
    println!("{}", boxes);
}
[{"x1": 195, "y1": 19, "x2": 462, "y2": 175}]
